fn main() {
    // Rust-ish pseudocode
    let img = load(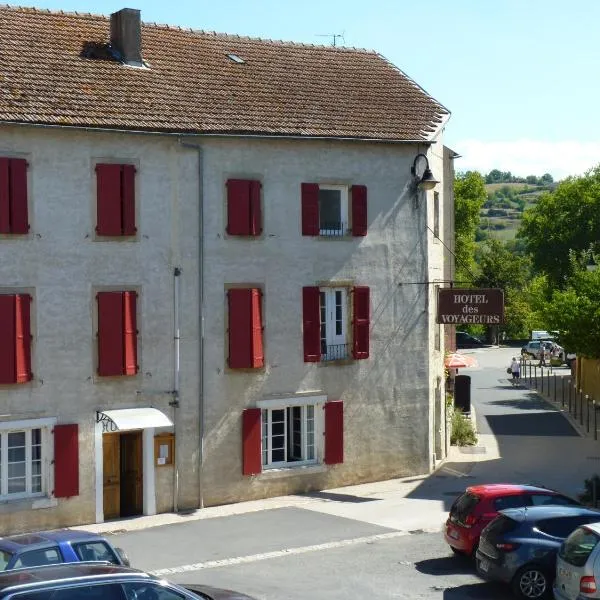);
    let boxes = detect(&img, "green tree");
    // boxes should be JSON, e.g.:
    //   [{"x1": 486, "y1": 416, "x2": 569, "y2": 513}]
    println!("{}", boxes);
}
[
  {"x1": 540, "y1": 173, "x2": 554, "y2": 185},
  {"x1": 518, "y1": 166, "x2": 600, "y2": 289},
  {"x1": 454, "y1": 171, "x2": 487, "y2": 284}
]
